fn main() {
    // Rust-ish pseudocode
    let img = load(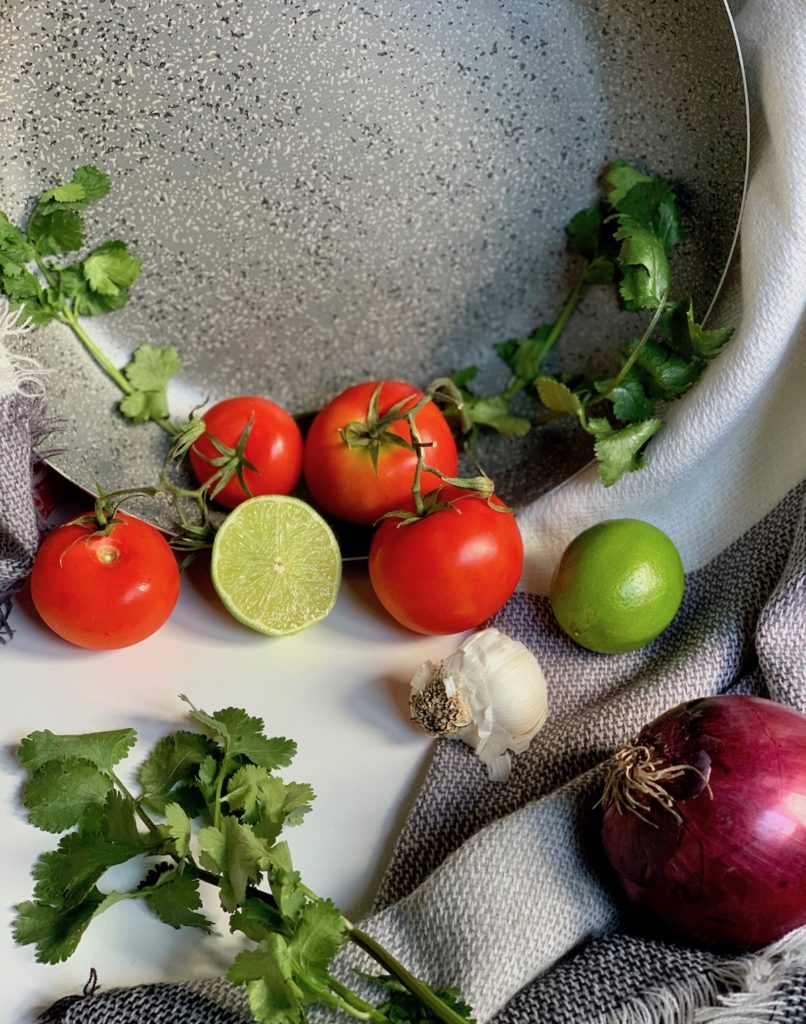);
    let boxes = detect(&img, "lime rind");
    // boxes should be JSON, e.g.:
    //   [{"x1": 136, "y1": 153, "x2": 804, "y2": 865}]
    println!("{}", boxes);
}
[{"x1": 211, "y1": 495, "x2": 342, "y2": 636}]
